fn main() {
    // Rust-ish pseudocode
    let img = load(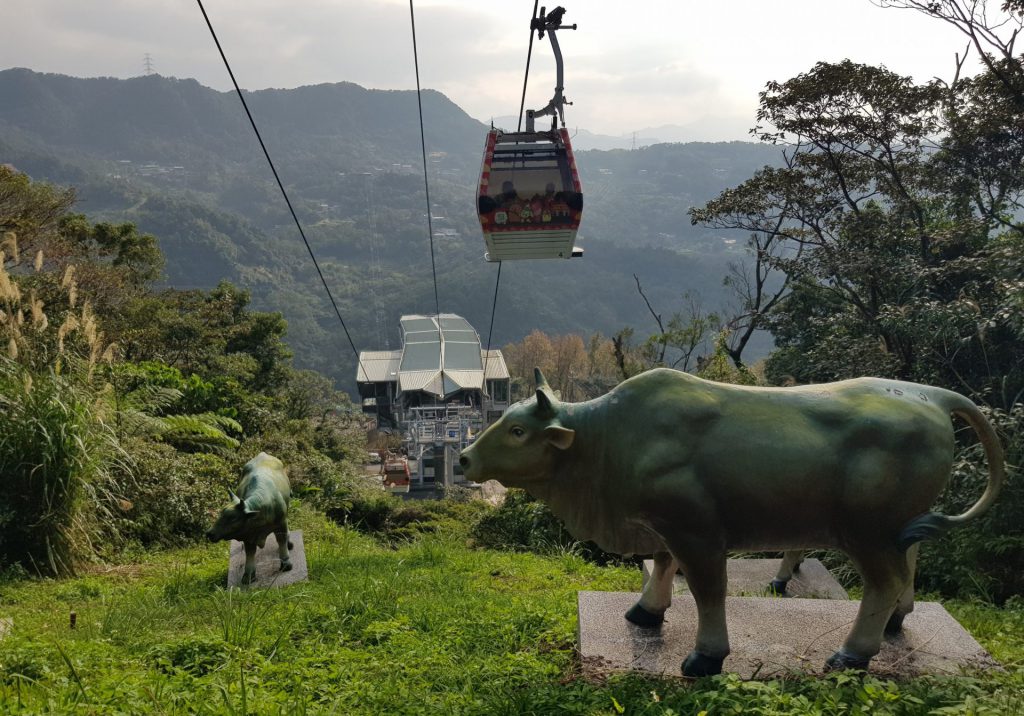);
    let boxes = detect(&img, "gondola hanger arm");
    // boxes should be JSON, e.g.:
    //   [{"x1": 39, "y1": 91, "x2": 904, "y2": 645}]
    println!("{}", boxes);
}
[{"x1": 525, "y1": 5, "x2": 576, "y2": 132}]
